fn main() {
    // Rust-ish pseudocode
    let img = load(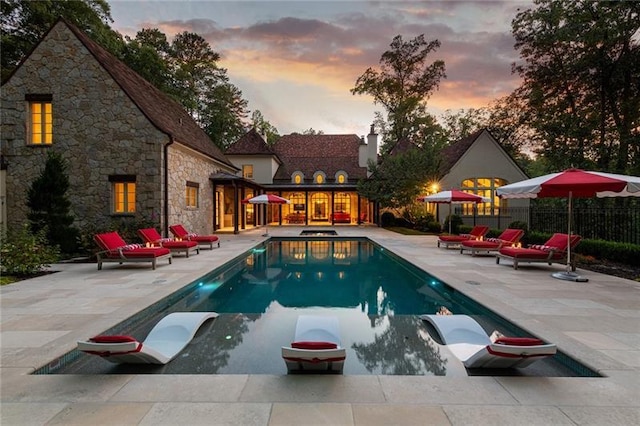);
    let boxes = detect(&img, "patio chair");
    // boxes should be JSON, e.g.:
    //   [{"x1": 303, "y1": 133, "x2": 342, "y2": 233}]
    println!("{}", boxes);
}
[
  {"x1": 94, "y1": 231, "x2": 172, "y2": 270},
  {"x1": 437, "y1": 225, "x2": 490, "y2": 249},
  {"x1": 77, "y1": 312, "x2": 218, "y2": 364},
  {"x1": 169, "y1": 224, "x2": 220, "y2": 249},
  {"x1": 281, "y1": 315, "x2": 346, "y2": 373},
  {"x1": 460, "y1": 228, "x2": 524, "y2": 256},
  {"x1": 138, "y1": 228, "x2": 199, "y2": 258},
  {"x1": 420, "y1": 314, "x2": 556, "y2": 369},
  {"x1": 496, "y1": 233, "x2": 582, "y2": 270}
]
